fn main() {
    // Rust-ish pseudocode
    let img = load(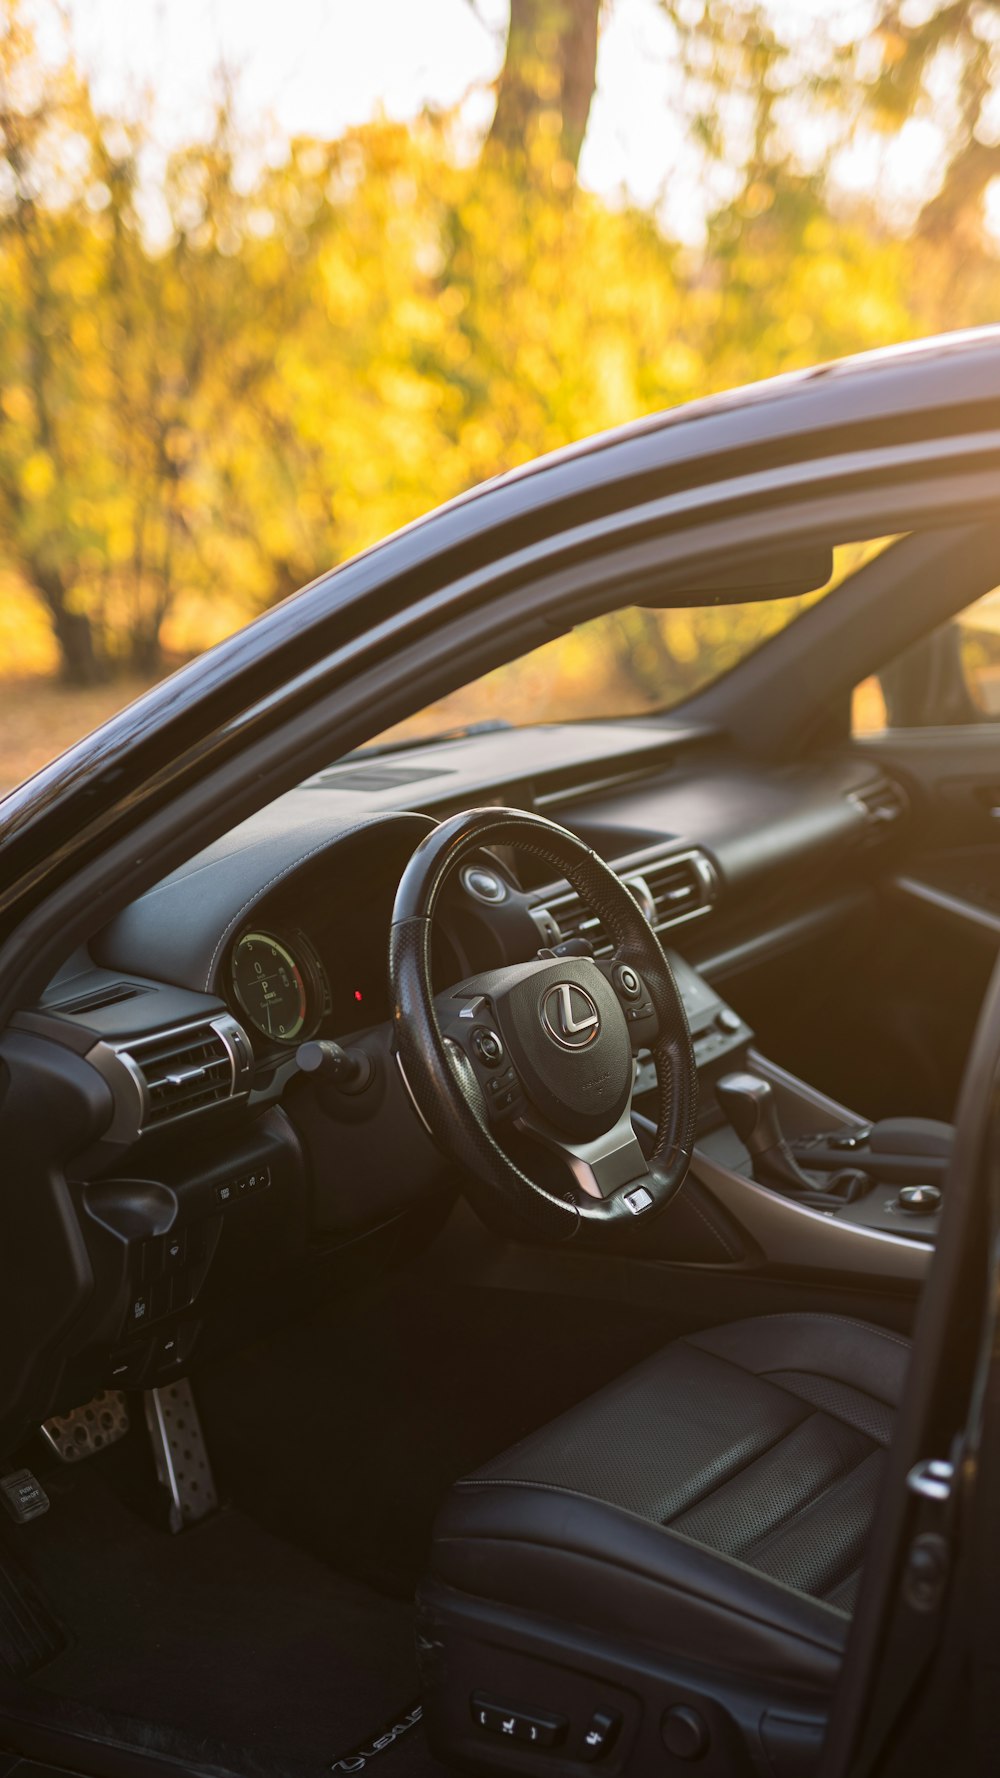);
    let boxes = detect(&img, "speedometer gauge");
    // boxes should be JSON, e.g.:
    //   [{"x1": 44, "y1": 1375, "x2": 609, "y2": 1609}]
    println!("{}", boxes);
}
[{"x1": 231, "y1": 931, "x2": 323, "y2": 1044}]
